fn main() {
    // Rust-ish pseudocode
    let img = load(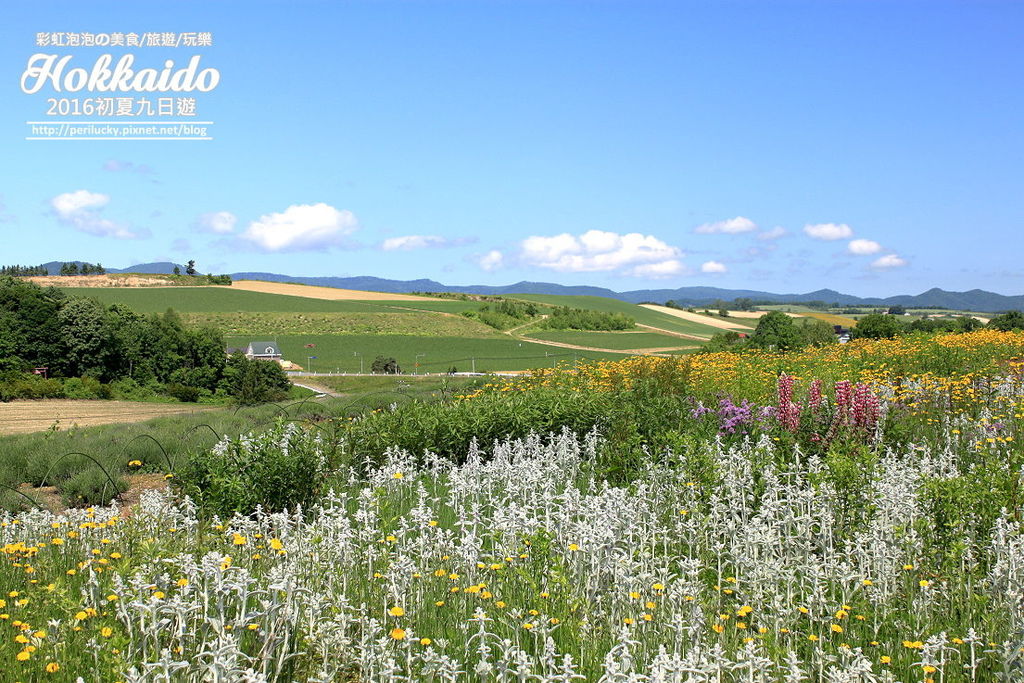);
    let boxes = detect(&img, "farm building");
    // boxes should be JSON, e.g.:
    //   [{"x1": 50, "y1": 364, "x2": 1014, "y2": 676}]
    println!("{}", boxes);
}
[{"x1": 243, "y1": 341, "x2": 283, "y2": 360}]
